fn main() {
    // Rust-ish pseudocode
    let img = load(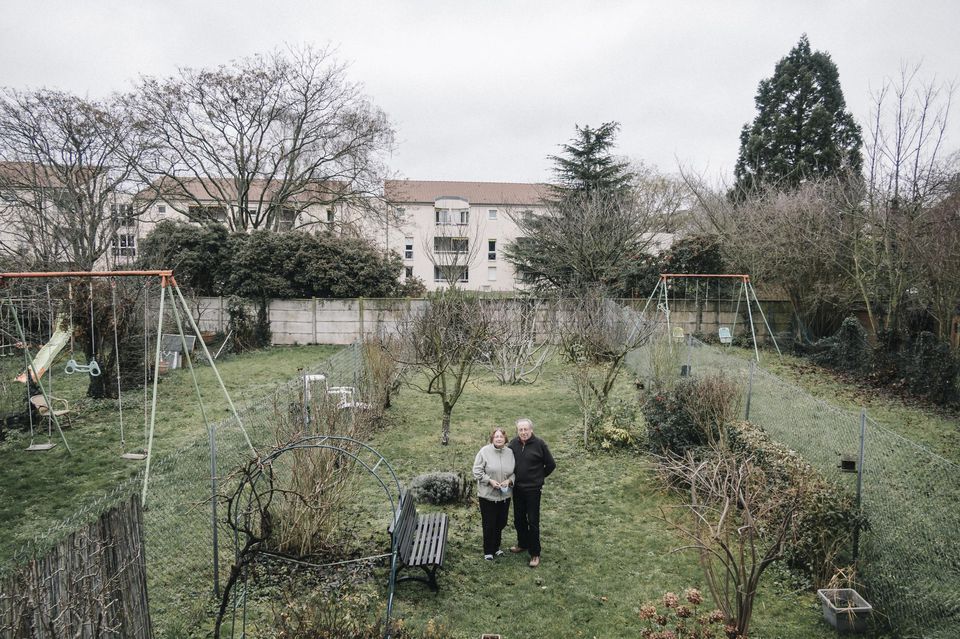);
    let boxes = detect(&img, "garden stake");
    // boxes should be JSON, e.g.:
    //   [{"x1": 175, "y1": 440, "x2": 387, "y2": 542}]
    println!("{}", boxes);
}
[{"x1": 853, "y1": 408, "x2": 866, "y2": 561}]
